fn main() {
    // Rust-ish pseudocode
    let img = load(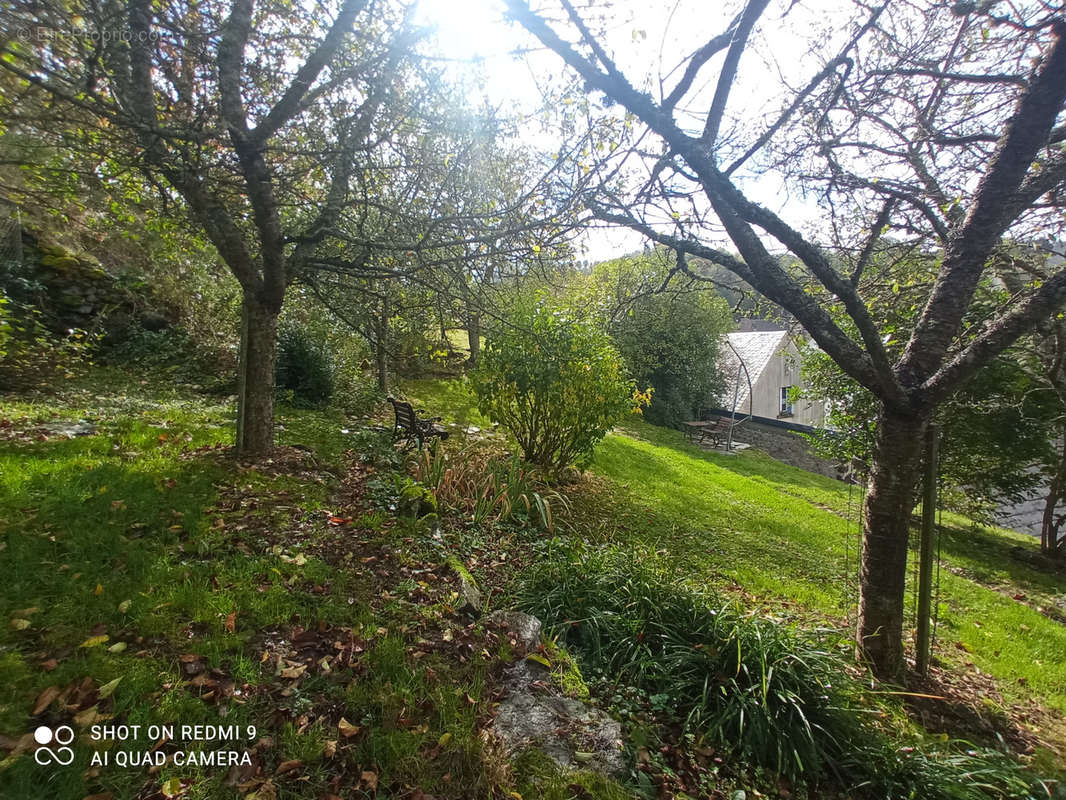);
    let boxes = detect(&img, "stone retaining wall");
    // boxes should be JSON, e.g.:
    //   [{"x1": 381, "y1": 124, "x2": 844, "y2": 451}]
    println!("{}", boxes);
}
[{"x1": 731, "y1": 418, "x2": 840, "y2": 479}]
